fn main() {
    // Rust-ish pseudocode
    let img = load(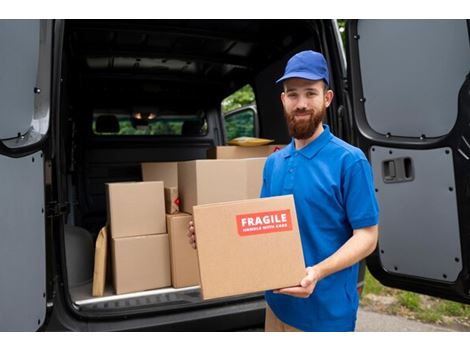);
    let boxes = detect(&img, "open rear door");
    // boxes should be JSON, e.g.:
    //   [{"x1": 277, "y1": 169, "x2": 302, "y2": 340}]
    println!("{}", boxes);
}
[
  {"x1": 0, "y1": 20, "x2": 52, "y2": 331},
  {"x1": 346, "y1": 20, "x2": 470, "y2": 303}
]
